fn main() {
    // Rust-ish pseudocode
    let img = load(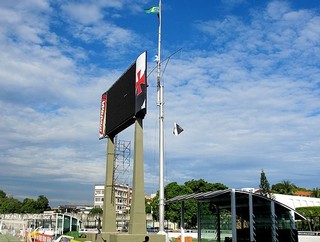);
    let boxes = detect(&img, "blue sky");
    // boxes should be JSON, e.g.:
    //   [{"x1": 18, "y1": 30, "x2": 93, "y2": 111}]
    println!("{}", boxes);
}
[{"x1": 1, "y1": 0, "x2": 320, "y2": 207}]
